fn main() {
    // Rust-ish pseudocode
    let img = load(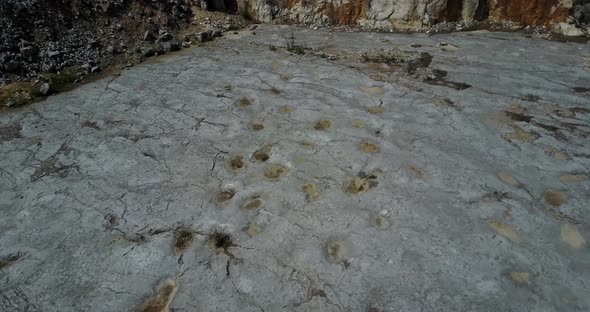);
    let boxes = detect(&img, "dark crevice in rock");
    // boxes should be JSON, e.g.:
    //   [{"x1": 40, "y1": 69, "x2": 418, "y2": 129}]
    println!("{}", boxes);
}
[
  {"x1": 205, "y1": 0, "x2": 238, "y2": 14},
  {"x1": 444, "y1": 0, "x2": 464, "y2": 22},
  {"x1": 474, "y1": 0, "x2": 489, "y2": 21}
]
